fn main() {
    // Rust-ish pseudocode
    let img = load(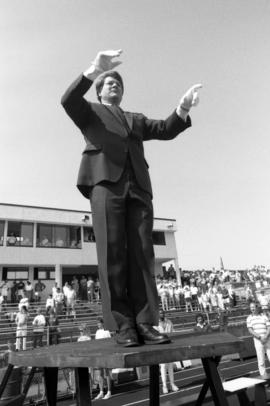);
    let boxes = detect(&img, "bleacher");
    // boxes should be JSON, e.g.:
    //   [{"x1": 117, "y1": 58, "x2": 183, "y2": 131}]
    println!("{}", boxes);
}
[
  {"x1": 0, "y1": 300, "x2": 104, "y2": 353},
  {"x1": 0, "y1": 297, "x2": 252, "y2": 355}
]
